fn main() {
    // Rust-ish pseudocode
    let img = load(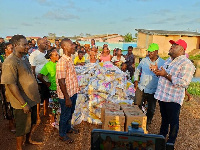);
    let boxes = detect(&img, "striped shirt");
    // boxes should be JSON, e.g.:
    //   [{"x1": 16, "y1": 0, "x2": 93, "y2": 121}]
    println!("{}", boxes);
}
[
  {"x1": 154, "y1": 55, "x2": 195, "y2": 105},
  {"x1": 56, "y1": 54, "x2": 79, "y2": 99}
]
